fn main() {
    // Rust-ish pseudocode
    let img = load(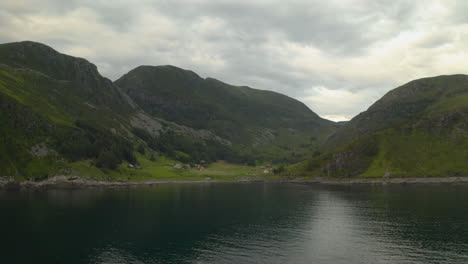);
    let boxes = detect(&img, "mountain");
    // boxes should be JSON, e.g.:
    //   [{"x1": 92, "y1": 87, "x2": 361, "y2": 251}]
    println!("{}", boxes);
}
[
  {"x1": 0, "y1": 41, "x2": 335, "y2": 180},
  {"x1": 0, "y1": 41, "x2": 136, "y2": 114},
  {"x1": 0, "y1": 41, "x2": 149, "y2": 178},
  {"x1": 291, "y1": 75, "x2": 468, "y2": 178},
  {"x1": 115, "y1": 65, "x2": 337, "y2": 162}
]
